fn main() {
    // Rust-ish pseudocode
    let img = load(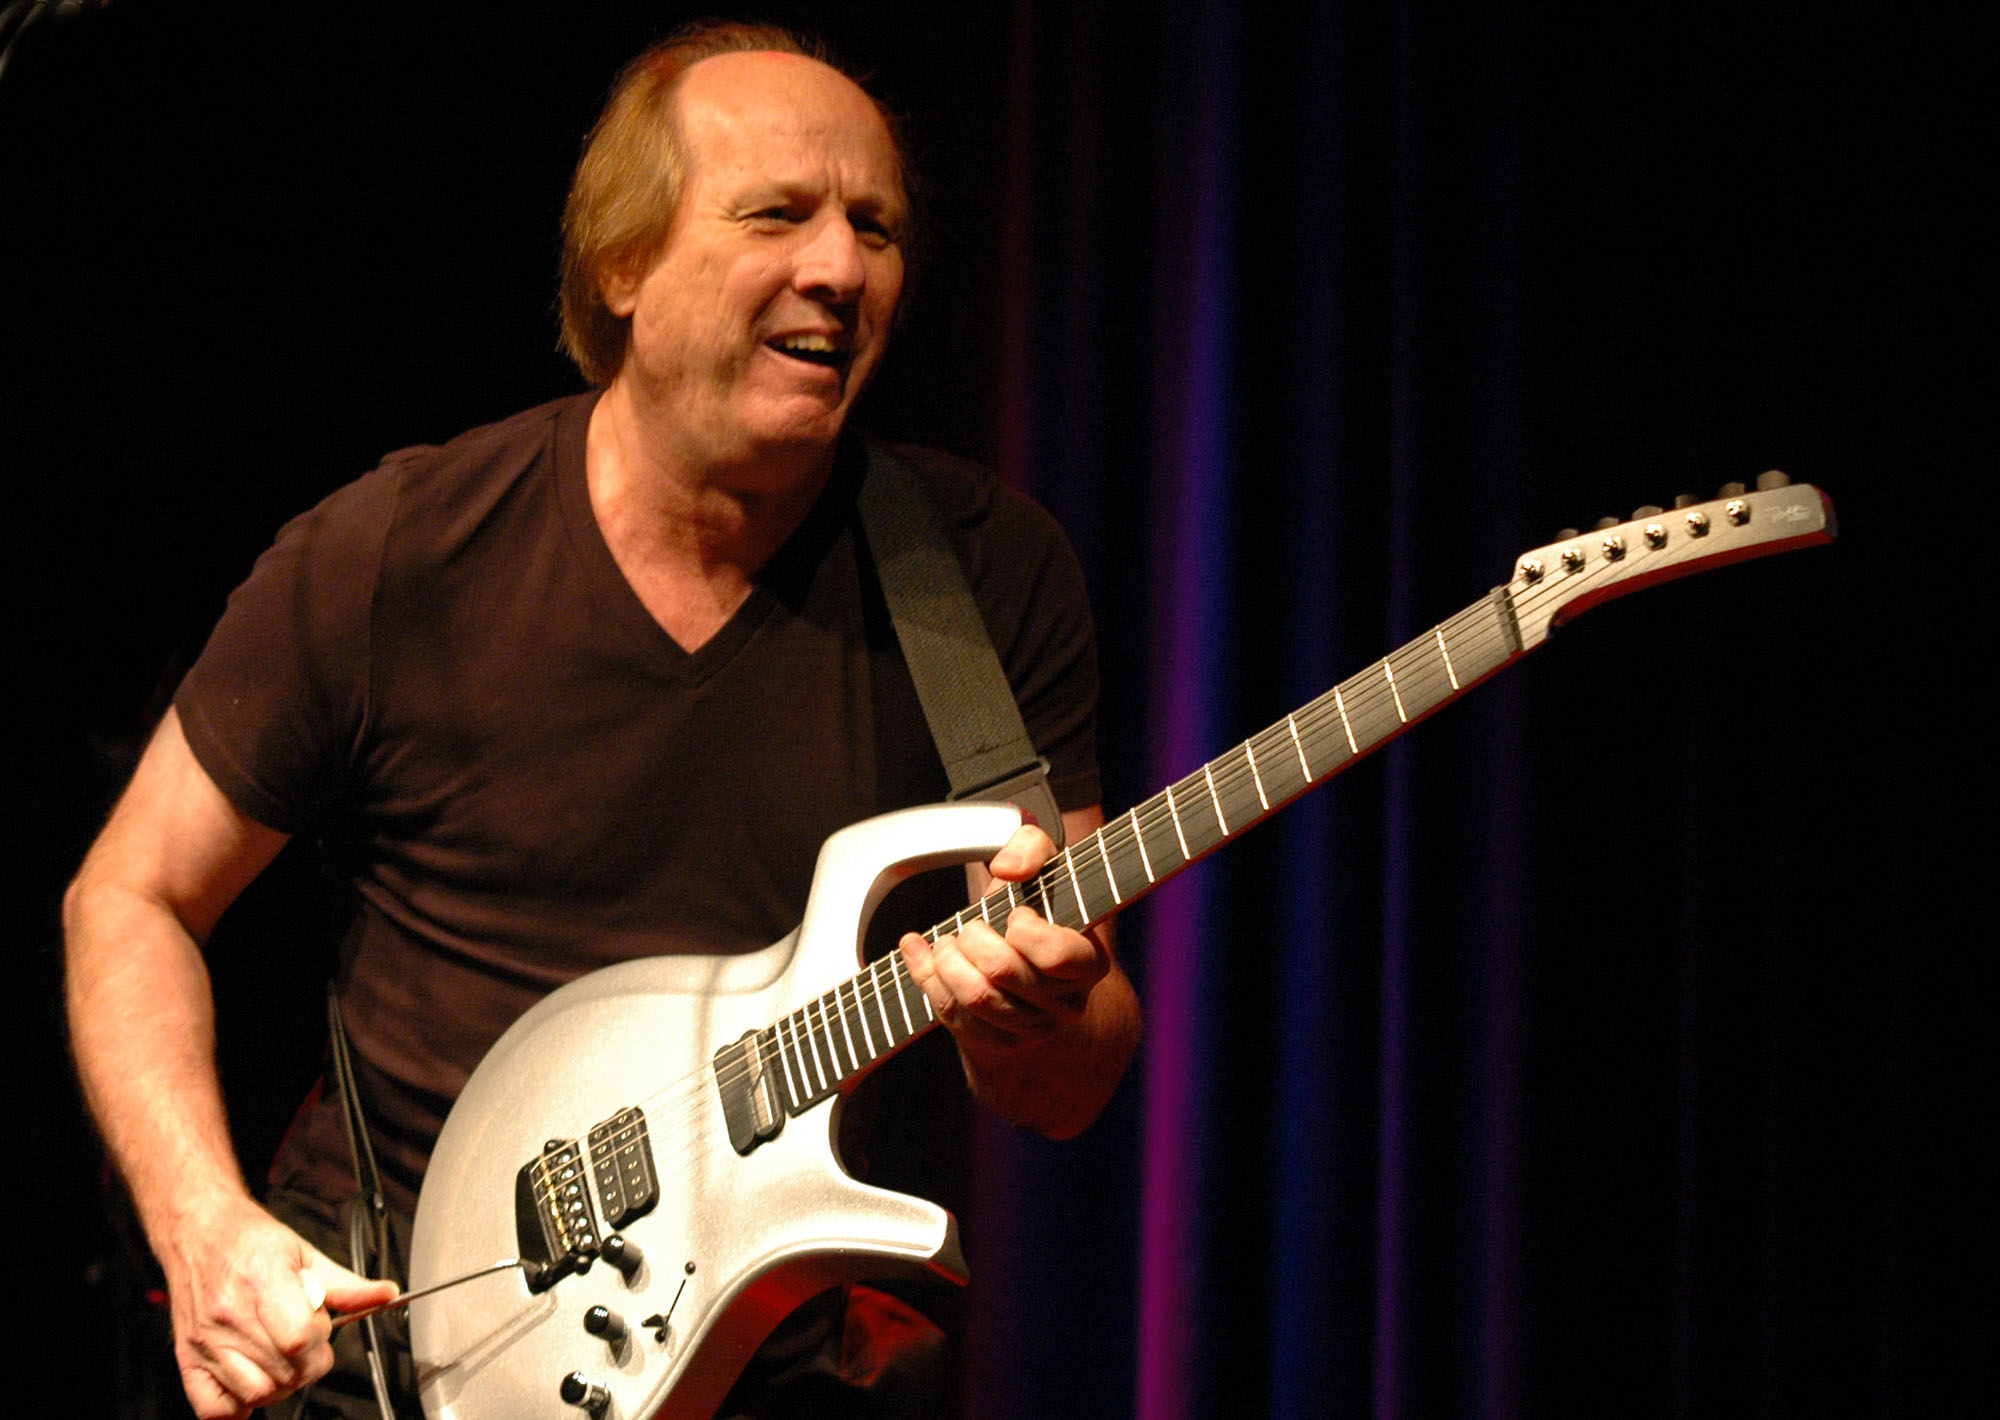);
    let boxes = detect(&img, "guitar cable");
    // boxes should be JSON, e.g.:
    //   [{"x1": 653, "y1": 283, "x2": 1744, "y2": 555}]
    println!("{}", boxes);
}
[{"x1": 328, "y1": 986, "x2": 409, "y2": 1420}]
